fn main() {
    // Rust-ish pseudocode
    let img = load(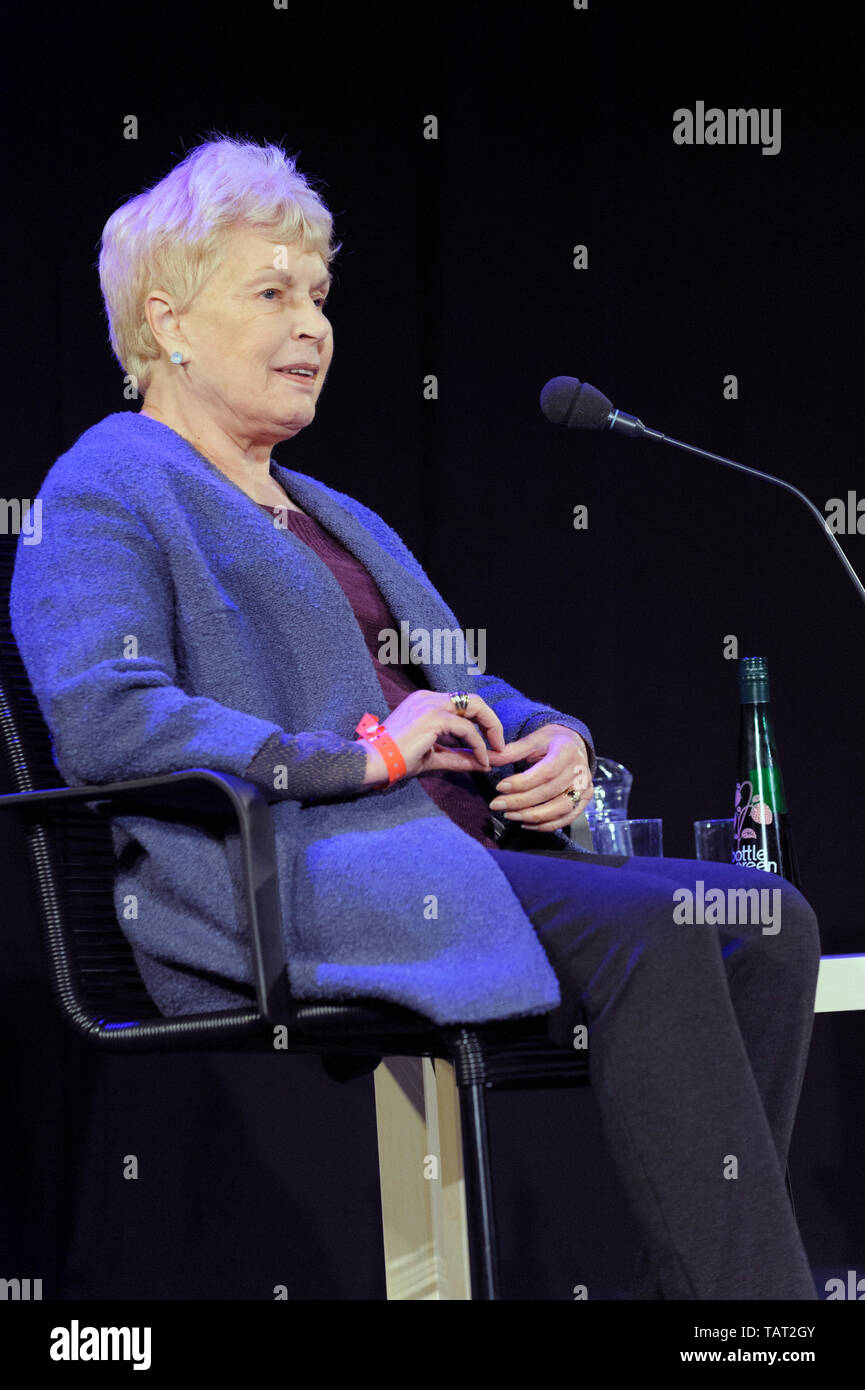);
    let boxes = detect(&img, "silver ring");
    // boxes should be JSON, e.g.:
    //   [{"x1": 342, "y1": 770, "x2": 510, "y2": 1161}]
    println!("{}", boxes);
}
[
  {"x1": 449, "y1": 691, "x2": 471, "y2": 712},
  {"x1": 566, "y1": 787, "x2": 581, "y2": 807}
]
